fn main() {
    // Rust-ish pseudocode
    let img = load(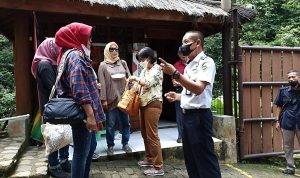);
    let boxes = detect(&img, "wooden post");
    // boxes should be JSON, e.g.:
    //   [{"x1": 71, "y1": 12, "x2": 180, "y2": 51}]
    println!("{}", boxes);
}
[
  {"x1": 222, "y1": 21, "x2": 233, "y2": 116},
  {"x1": 13, "y1": 12, "x2": 33, "y2": 136}
]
